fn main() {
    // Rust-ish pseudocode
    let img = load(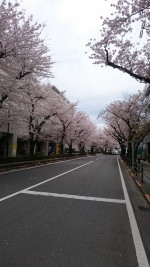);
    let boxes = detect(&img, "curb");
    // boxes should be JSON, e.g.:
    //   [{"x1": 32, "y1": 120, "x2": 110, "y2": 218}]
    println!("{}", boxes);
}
[
  {"x1": 120, "y1": 158, "x2": 150, "y2": 205},
  {"x1": 0, "y1": 155, "x2": 90, "y2": 173}
]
